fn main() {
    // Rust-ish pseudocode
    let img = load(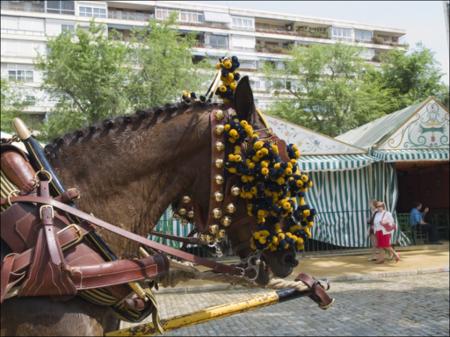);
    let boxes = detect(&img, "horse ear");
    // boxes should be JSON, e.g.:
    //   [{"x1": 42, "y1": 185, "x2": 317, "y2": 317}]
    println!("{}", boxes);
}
[{"x1": 233, "y1": 76, "x2": 256, "y2": 121}]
